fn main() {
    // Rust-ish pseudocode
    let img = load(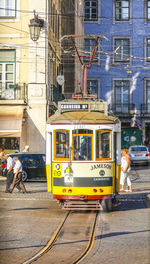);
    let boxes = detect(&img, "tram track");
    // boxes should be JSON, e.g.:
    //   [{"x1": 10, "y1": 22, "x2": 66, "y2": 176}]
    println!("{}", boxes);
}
[
  {"x1": 21, "y1": 211, "x2": 99, "y2": 264},
  {"x1": 71, "y1": 212, "x2": 98, "y2": 264},
  {"x1": 21, "y1": 211, "x2": 70, "y2": 264}
]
